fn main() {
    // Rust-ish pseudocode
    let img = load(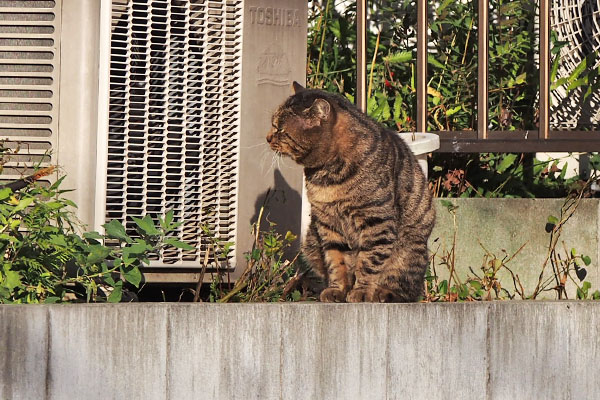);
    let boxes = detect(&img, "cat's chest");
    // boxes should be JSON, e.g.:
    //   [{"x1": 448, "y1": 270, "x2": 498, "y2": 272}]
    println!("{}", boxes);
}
[
  {"x1": 305, "y1": 182, "x2": 348, "y2": 204},
  {"x1": 308, "y1": 193, "x2": 361, "y2": 245}
]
